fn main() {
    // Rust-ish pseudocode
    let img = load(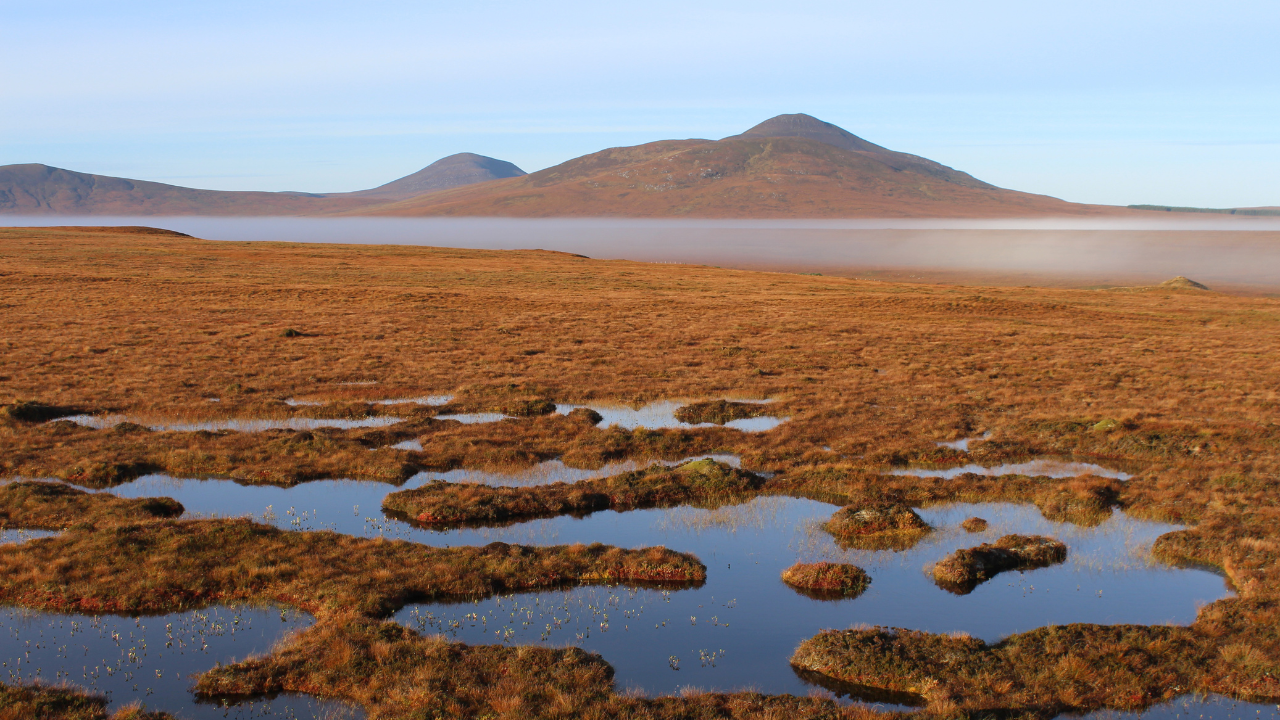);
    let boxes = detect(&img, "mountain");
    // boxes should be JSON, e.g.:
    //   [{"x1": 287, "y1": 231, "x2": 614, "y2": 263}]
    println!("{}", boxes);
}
[
  {"x1": 0, "y1": 164, "x2": 349, "y2": 216},
  {"x1": 728, "y1": 113, "x2": 995, "y2": 190},
  {"x1": 354, "y1": 114, "x2": 1118, "y2": 219},
  {"x1": 0, "y1": 154, "x2": 524, "y2": 216},
  {"x1": 350, "y1": 153, "x2": 526, "y2": 200},
  {"x1": 3, "y1": 116, "x2": 1134, "y2": 218}
]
